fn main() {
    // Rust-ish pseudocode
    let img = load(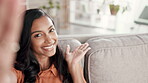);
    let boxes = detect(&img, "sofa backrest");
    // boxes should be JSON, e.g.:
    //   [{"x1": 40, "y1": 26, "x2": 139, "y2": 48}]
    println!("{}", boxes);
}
[
  {"x1": 58, "y1": 38, "x2": 81, "y2": 54},
  {"x1": 58, "y1": 38, "x2": 85, "y2": 67},
  {"x1": 84, "y1": 33, "x2": 148, "y2": 83}
]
